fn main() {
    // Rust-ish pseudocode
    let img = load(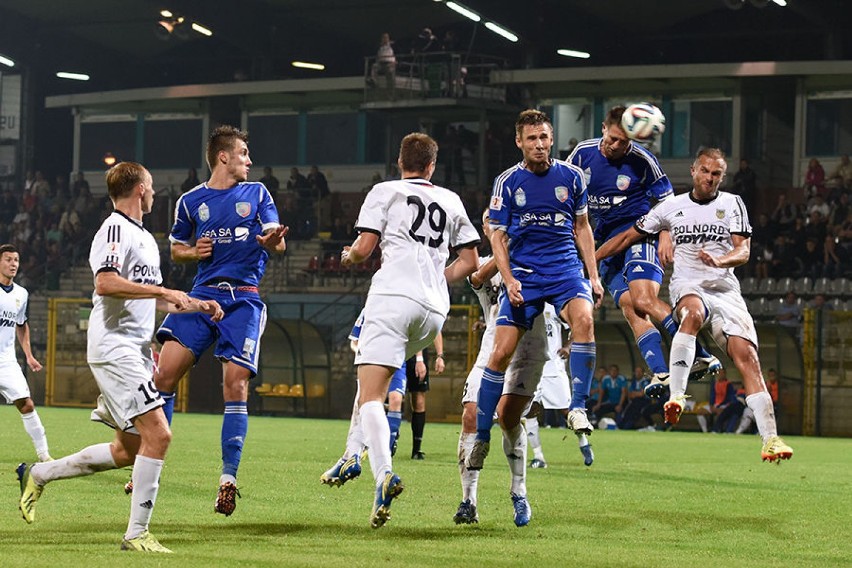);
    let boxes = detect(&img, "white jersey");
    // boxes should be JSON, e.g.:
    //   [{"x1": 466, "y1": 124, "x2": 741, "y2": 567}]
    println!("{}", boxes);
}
[
  {"x1": 541, "y1": 303, "x2": 569, "y2": 377},
  {"x1": 0, "y1": 282, "x2": 28, "y2": 364},
  {"x1": 636, "y1": 190, "x2": 750, "y2": 295},
  {"x1": 355, "y1": 178, "x2": 480, "y2": 316},
  {"x1": 87, "y1": 211, "x2": 163, "y2": 363}
]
